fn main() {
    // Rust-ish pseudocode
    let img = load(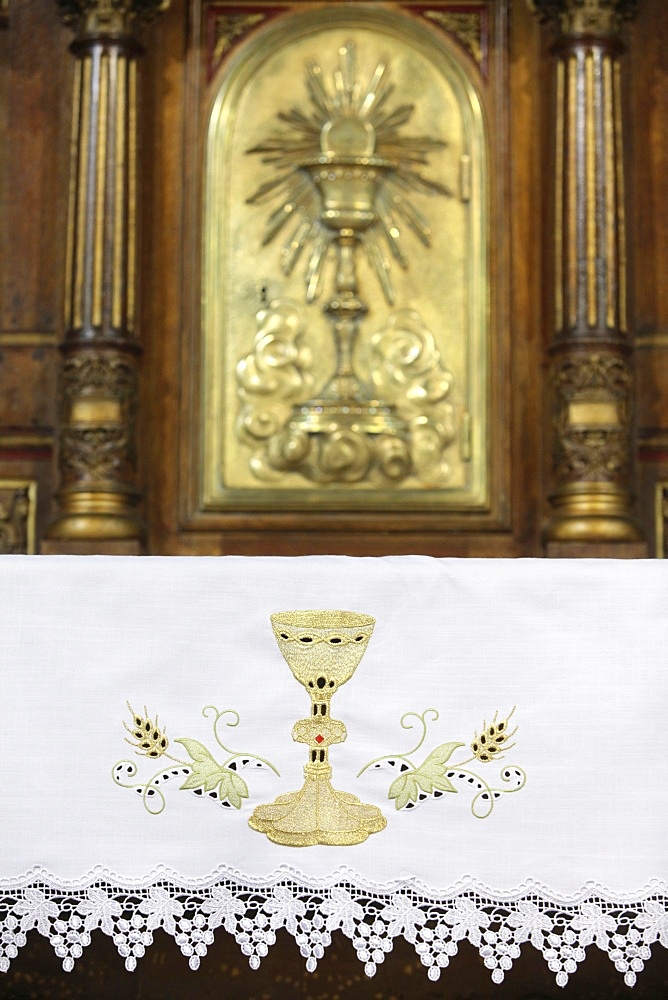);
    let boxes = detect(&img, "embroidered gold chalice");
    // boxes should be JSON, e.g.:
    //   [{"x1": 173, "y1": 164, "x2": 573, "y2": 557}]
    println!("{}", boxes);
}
[{"x1": 249, "y1": 610, "x2": 387, "y2": 847}]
